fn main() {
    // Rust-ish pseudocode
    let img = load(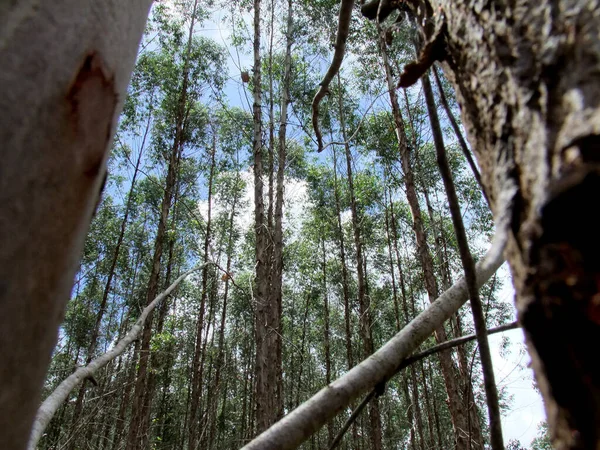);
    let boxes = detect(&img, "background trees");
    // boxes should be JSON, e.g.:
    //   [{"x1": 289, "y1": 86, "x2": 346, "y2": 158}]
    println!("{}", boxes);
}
[{"x1": 4, "y1": 0, "x2": 577, "y2": 449}]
